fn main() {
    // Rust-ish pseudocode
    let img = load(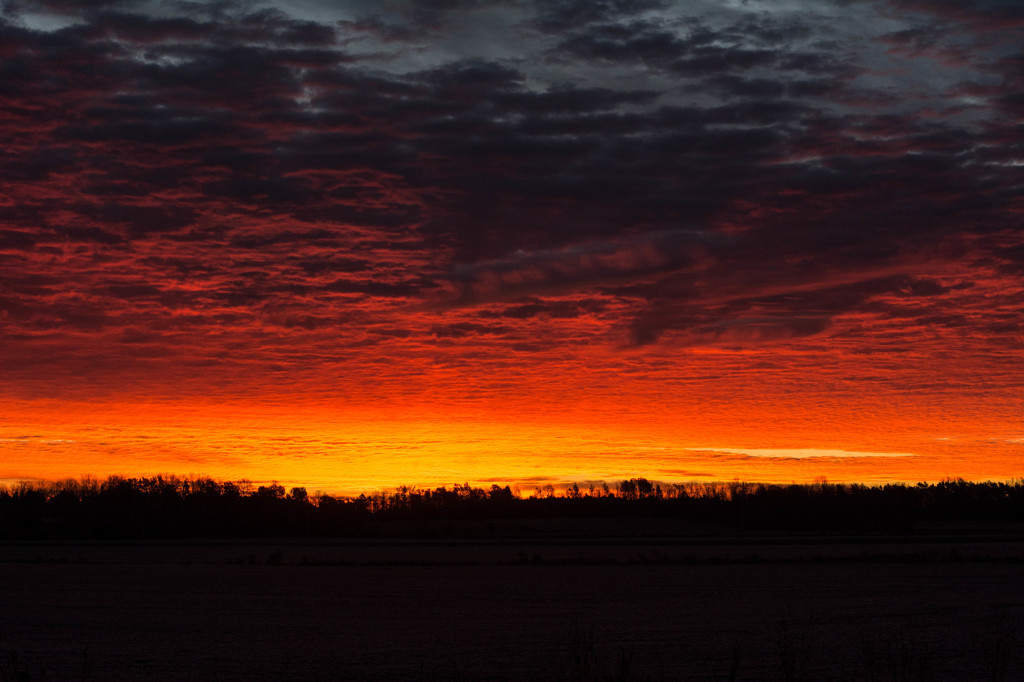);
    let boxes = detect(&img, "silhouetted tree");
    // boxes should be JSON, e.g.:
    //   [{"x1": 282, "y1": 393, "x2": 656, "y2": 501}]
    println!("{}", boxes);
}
[
  {"x1": 618, "y1": 479, "x2": 637, "y2": 501},
  {"x1": 257, "y1": 483, "x2": 286, "y2": 499},
  {"x1": 1, "y1": 476, "x2": 1022, "y2": 540}
]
